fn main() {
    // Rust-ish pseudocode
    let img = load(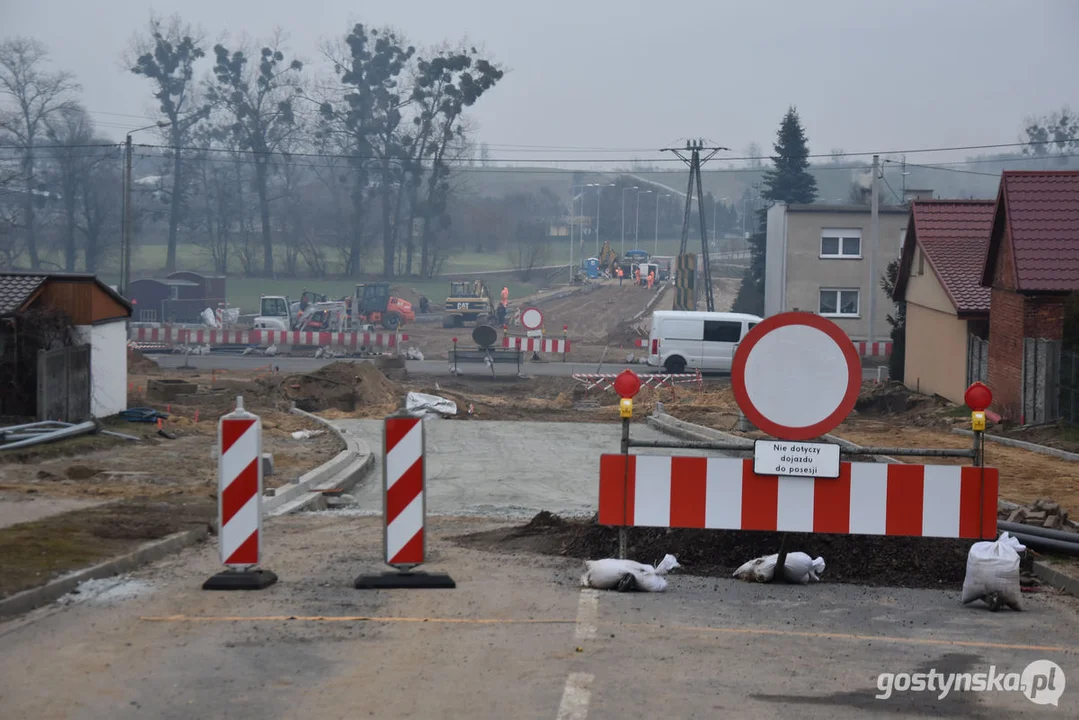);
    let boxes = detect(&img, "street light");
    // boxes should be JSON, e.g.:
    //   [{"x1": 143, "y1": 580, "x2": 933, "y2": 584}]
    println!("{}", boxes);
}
[
  {"x1": 621, "y1": 186, "x2": 638, "y2": 257},
  {"x1": 570, "y1": 184, "x2": 589, "y2": 282},
  {"x1": 635, "y1": 190, "x2": 652, "y2": 250},
  {"x1": 655, "y1": 193, "x2": 670, "y2": 255},
  {"x1": 588, "y1": 182, "x2": 616, "y2": 257},
  {"x1": 121, "y1": 121, "x2": 170, "y2": 296}
]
